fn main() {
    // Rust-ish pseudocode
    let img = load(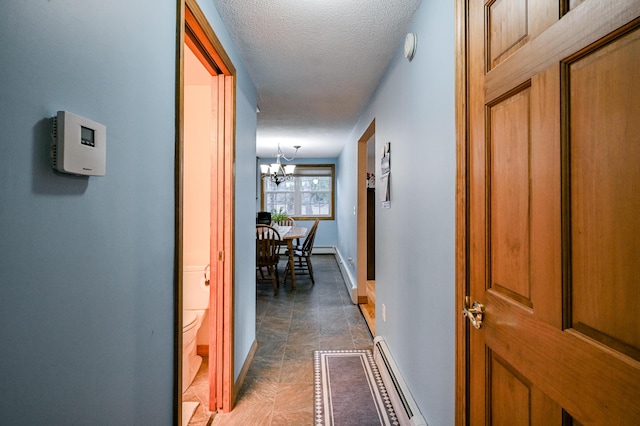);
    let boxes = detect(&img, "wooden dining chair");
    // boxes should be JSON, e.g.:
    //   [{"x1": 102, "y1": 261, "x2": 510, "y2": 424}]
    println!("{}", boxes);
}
[
  {"x1": 256, "y1": 224, "x2": 282, "y2": 295},
  {"x1": 271, "y1": 217, "x2": 295, "y2": 227},
  {"x1": 283, "y1": 219, "x2": 319, "y2": 285},
  {"x1": 256, "y1": 211, "x2": 271, "y2": 225}
]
